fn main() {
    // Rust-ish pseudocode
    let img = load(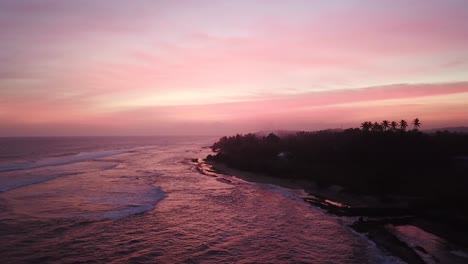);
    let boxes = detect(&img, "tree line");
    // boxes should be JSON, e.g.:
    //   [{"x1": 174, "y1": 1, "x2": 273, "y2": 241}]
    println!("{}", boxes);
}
[
  {"x1": 360, "y1": 118, "x2": 420, "y2": 132},
  {"x1": 207, "y1": 119, "x2": 468, "y2": 203}
]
